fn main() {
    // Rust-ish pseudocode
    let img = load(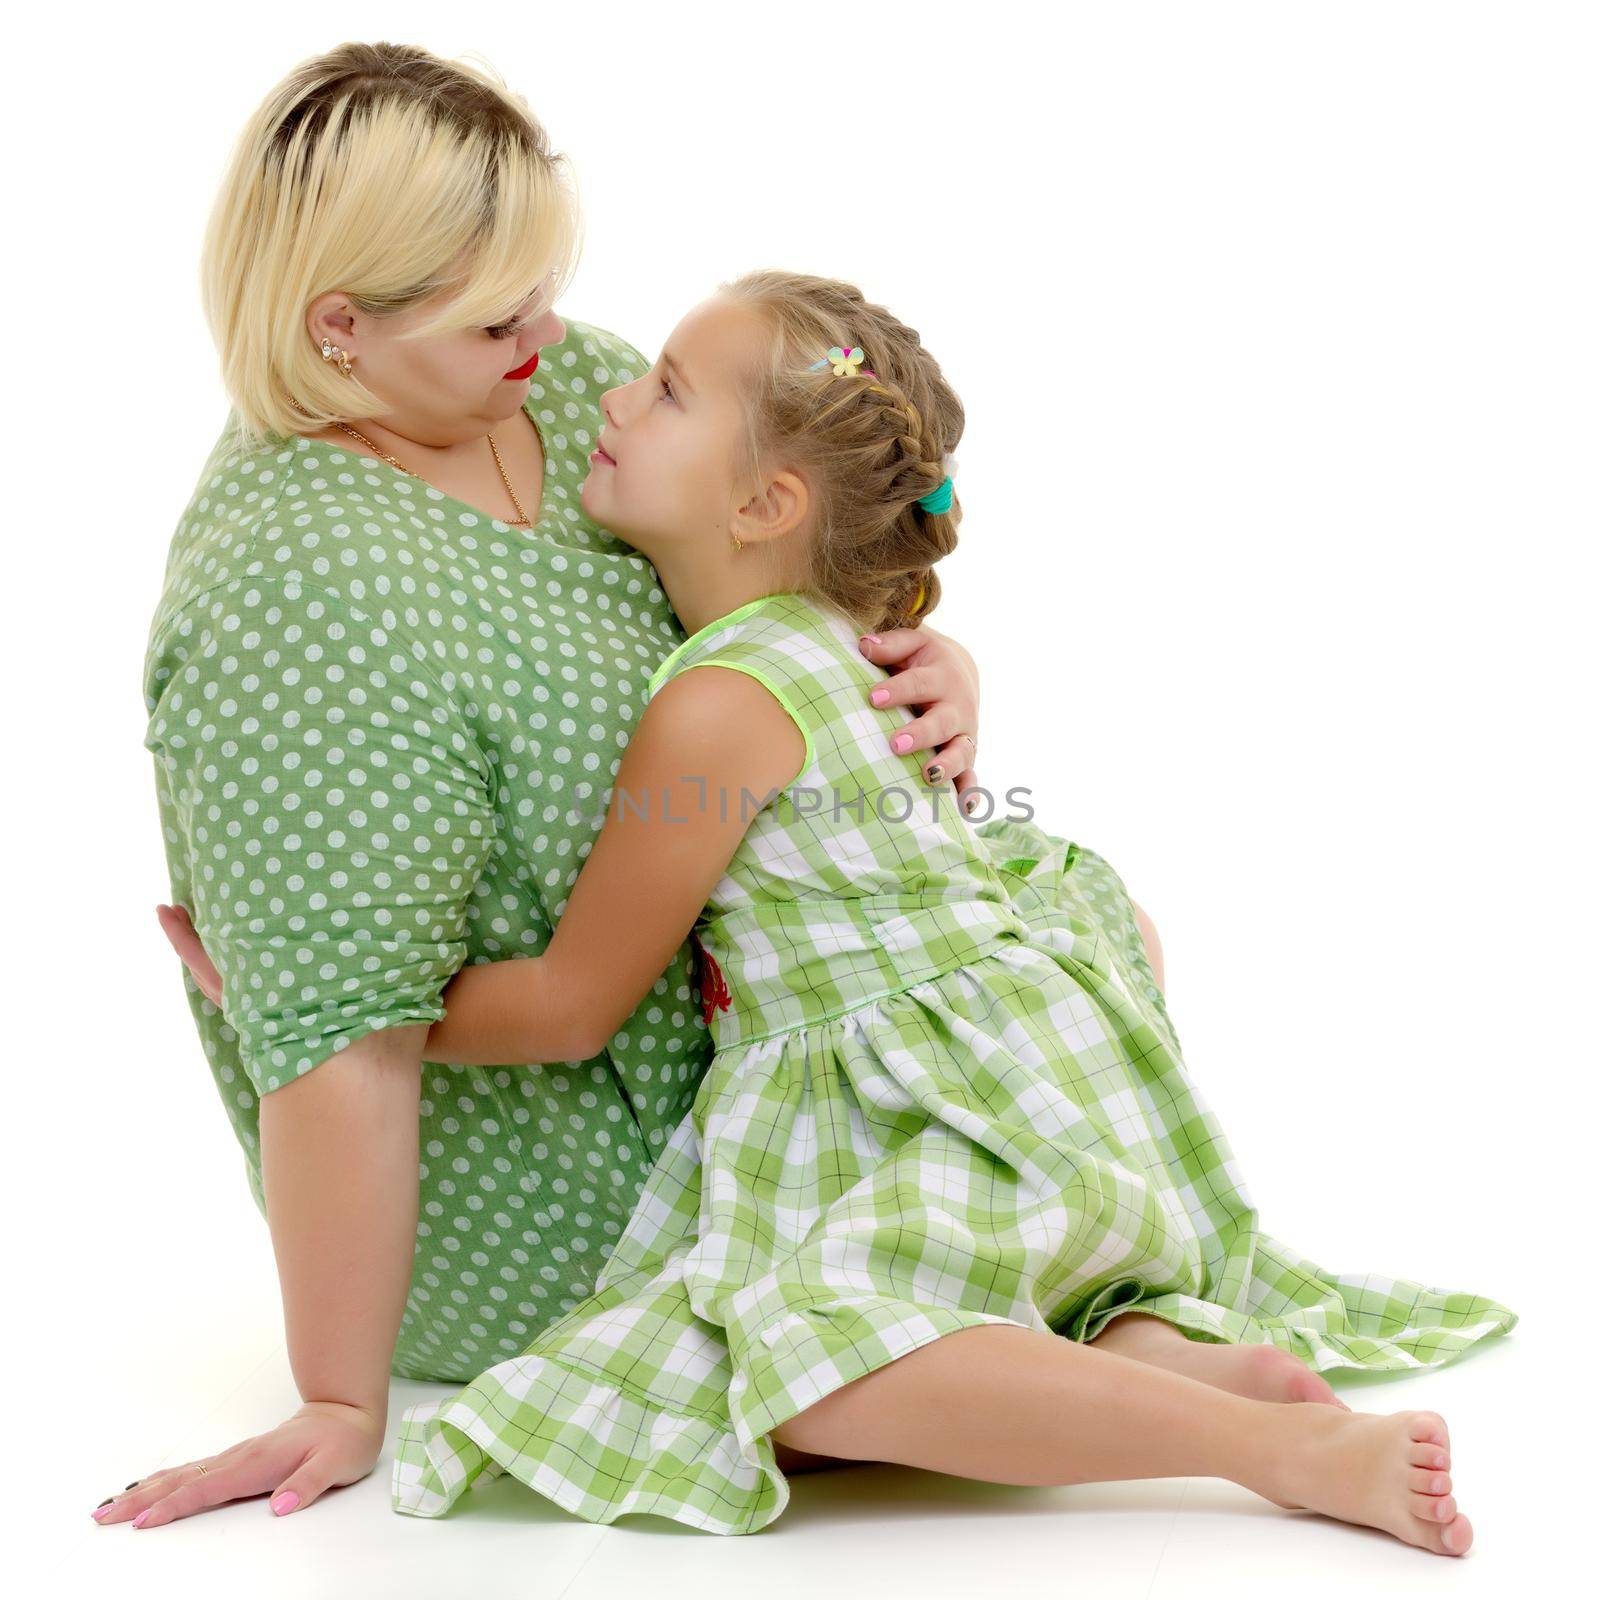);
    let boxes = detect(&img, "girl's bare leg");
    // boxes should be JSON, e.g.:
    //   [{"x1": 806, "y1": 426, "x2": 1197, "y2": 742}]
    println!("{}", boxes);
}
[
  {"x1": 770, "y1": 1323, "x2": 1470, "y2": 1557},
  {"x1": 1088, "y1": 1311, "x2": 1350, "y2": 1408},
  {"x1": 774, "y1": 1307, "x2": 1347, "y2": 1478}
]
